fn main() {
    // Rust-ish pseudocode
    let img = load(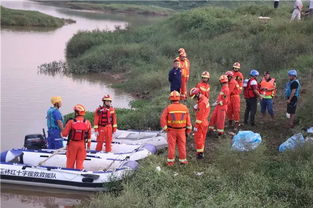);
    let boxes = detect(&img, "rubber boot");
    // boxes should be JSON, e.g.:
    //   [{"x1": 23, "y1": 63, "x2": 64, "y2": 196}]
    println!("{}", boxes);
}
[{"x1": 196, "y1": 152, "x2": 204, "y2": 160}]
